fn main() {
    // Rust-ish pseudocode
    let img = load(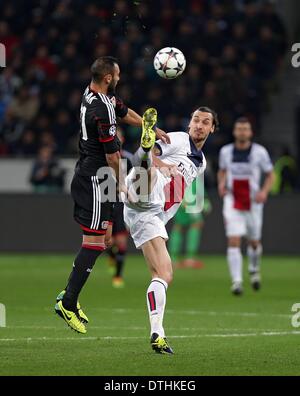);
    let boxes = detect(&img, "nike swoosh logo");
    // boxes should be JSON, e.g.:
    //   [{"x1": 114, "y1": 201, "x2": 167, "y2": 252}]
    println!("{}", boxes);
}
[
  {"x1": 64, "y1": 312, "x2": 72, "y2": 321},
  {"x1": 61, "y1": 305, "x2": 72, "y2": 321}
]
